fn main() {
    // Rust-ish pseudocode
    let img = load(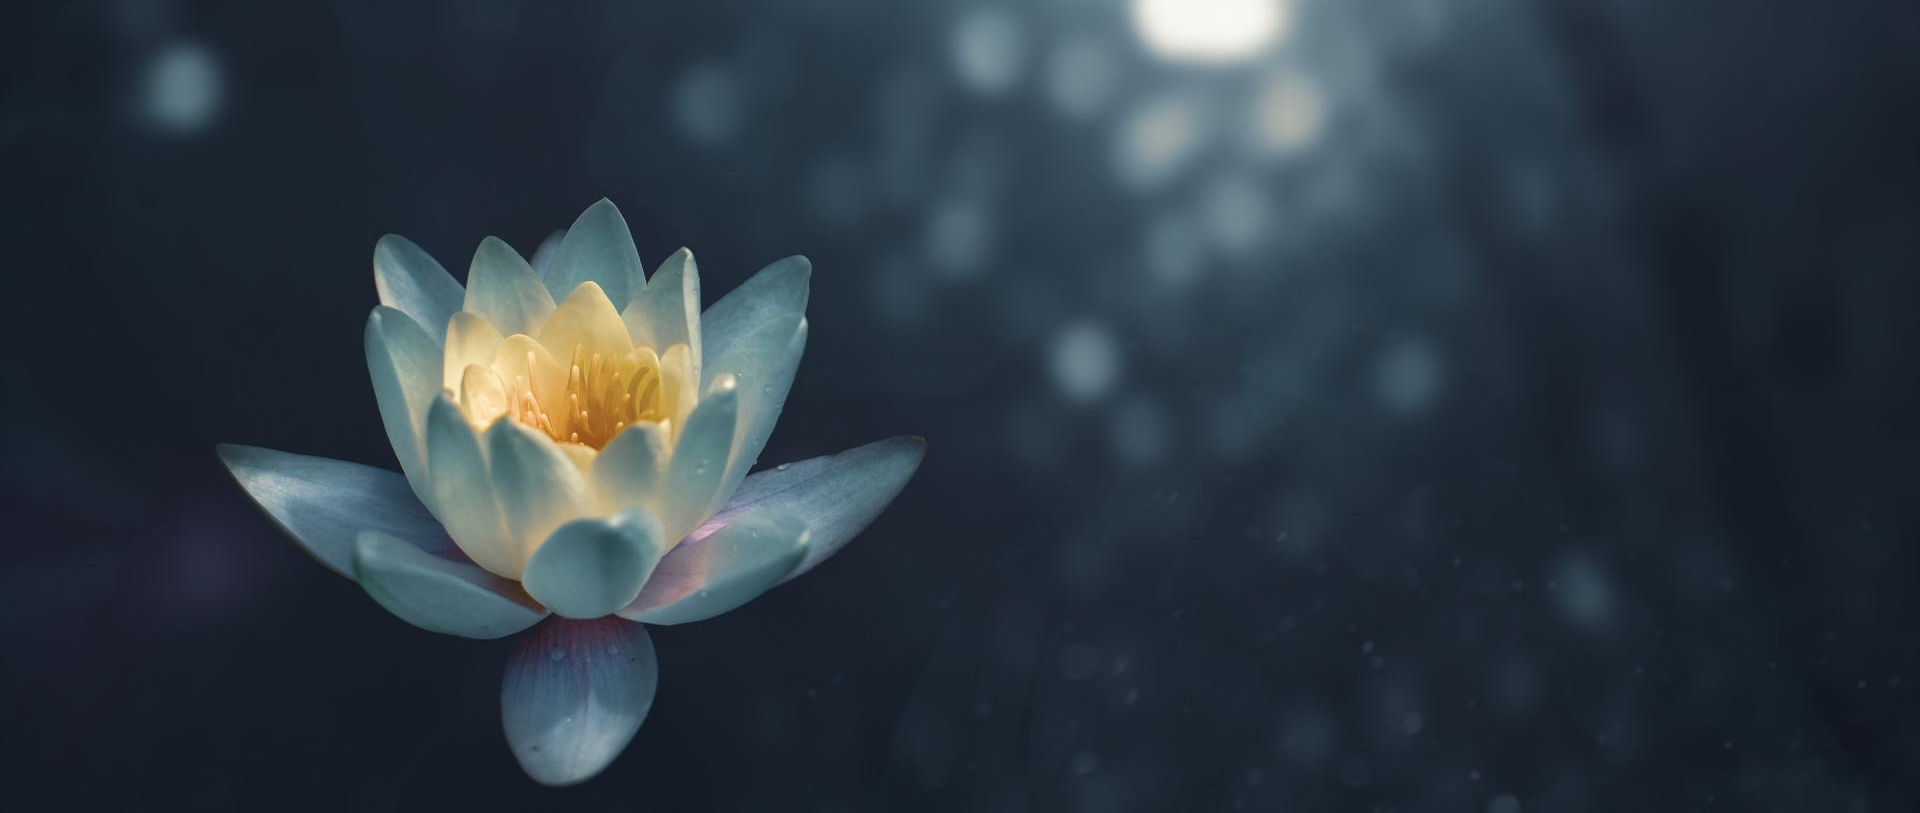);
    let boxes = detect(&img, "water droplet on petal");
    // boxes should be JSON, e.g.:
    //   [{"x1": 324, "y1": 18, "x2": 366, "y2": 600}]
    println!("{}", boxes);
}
[
  {"x1": 549, "y1": 648, "x2": 566, "y2": 662},
  {"x1": 776, "y1": 463, "x2": 791, "y2": 471}
]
